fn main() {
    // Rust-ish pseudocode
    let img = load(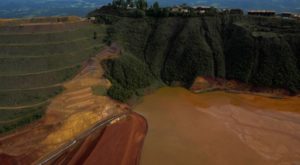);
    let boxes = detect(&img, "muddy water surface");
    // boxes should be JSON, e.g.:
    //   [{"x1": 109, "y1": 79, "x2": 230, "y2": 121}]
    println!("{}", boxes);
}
[{"x1": 134, "y1": 87, "x2": 300, "y2": 165}]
